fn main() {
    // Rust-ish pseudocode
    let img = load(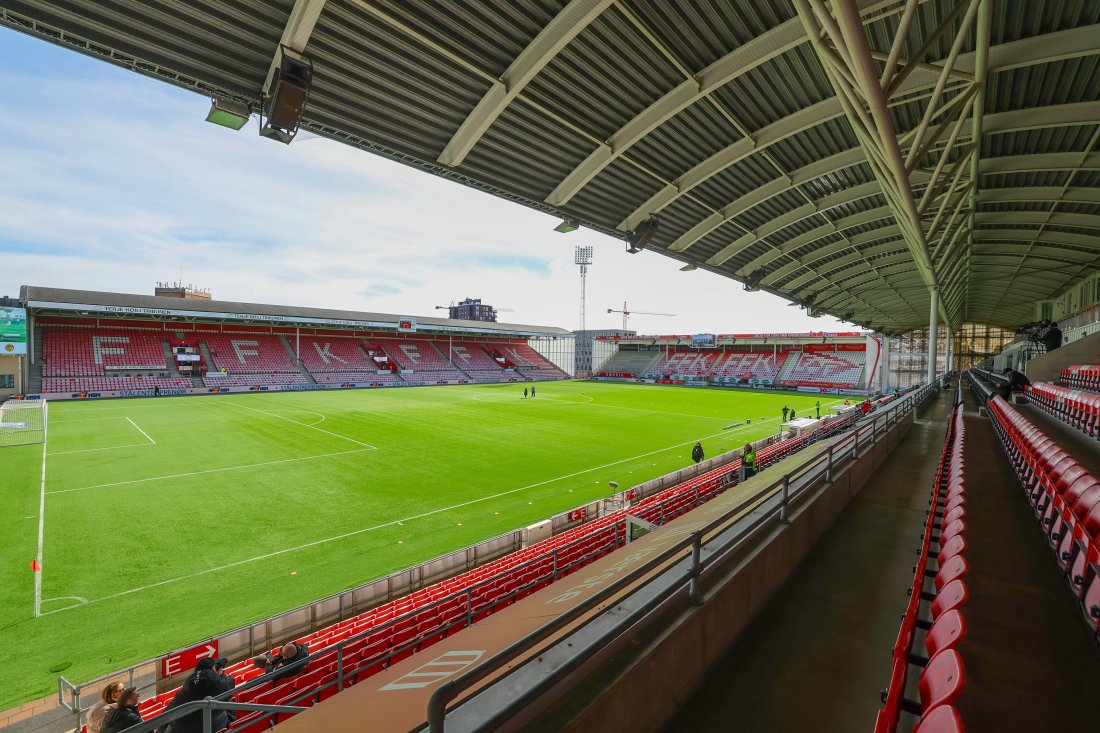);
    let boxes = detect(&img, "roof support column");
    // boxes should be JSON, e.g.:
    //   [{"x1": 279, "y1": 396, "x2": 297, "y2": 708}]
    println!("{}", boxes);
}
[
  {"x1": 927, "y1": 289, "x2": 940, "y2": 384},
  {"x1": 879, "y1": 332, "x2": 892, "y2": 392}
]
